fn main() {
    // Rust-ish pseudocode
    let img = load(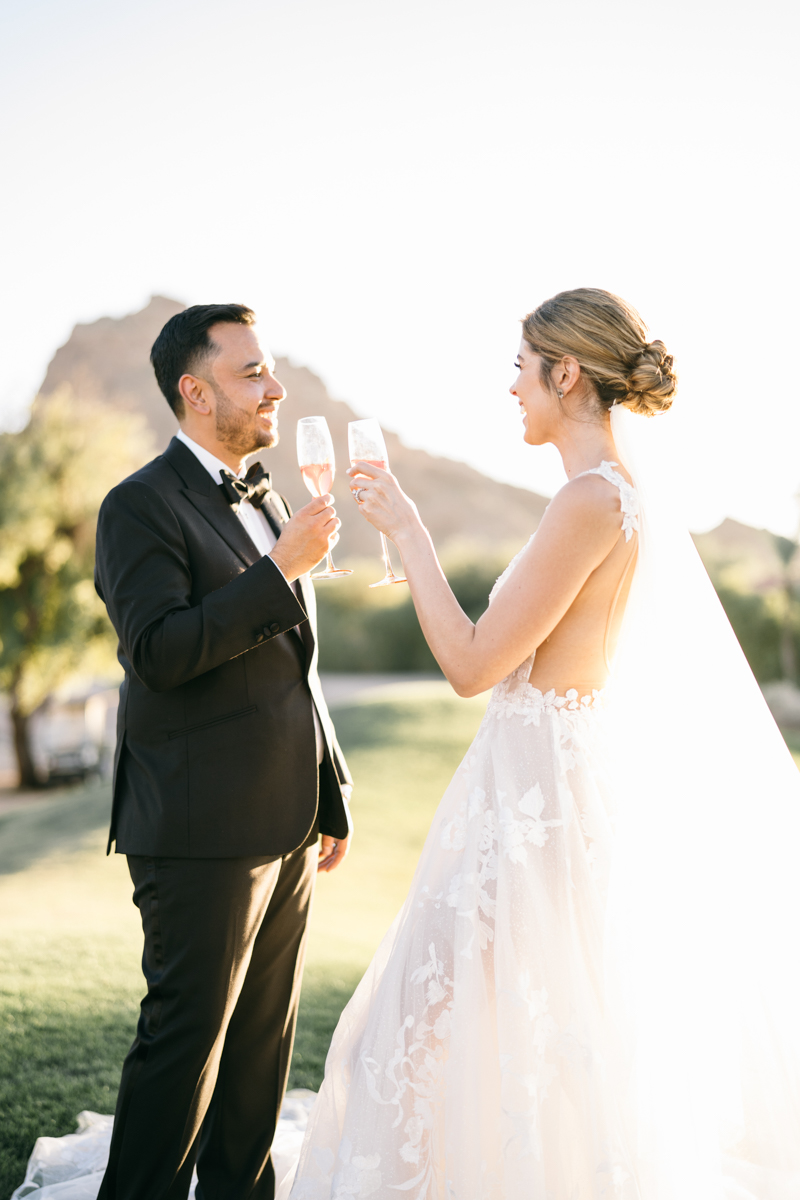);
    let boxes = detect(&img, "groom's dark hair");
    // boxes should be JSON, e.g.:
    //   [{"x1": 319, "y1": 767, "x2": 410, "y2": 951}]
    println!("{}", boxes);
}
[{"x1": 151, "y1": 303, "x2": 256, "y2": 418}]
